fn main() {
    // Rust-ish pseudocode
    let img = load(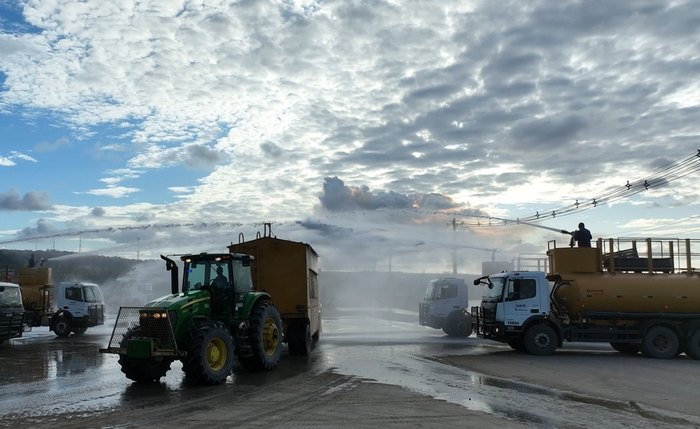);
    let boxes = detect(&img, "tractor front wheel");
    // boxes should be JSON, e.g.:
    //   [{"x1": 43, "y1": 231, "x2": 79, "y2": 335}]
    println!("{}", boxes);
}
[
  {"x1": 240, "y1": 302, "x2": 283, "y2": 371},
  {"x1": 183, "y1": 322, "x2": 235, "y2": 385},
  {"x1": 118, "y1": 327, "x2": 172, "y2": 383}
]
